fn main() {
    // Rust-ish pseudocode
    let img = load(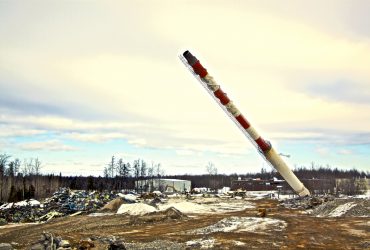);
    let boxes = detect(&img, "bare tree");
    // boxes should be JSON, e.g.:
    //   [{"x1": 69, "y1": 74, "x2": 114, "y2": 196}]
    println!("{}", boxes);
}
[
  {"x1": 206, "y1": 162, "x2": 218, "y2": 191},
  {"x1": 21, "y1": 158, "x2": 34, "y2": 176},
  {"x1": 117, "y1": 158, "x2": 124, "y2": 176},
  {"x1": 105, "y1": 156, "x2": 115, "y2": 178},
  {"x1": 0, "y1": 154, "x2": 11, "y2": 201},
  {"x1": 140, "y1": 160, "x2": 147, "y2": 178},
  {"x1": 133, "y1": 159, "x2": 140, "y2": 180},
  {"x1": 155, "y1": 163, "x2": 164, "y2": 177},
  {"x1": 103, "y1": 167, "x2": 109, "y2": 178},
  {"x1": 34, "y1": 158, "x2": 42, "y2": 175},
  {"x1": 123, "y1": 162, "x2": 131, "y2": 178},
  {"x1": 206, "y1": 162, "x2": 218, "y2": 175},
  {"x1": 33, "y1": 158, "x2": 42, "y2": 199}
]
